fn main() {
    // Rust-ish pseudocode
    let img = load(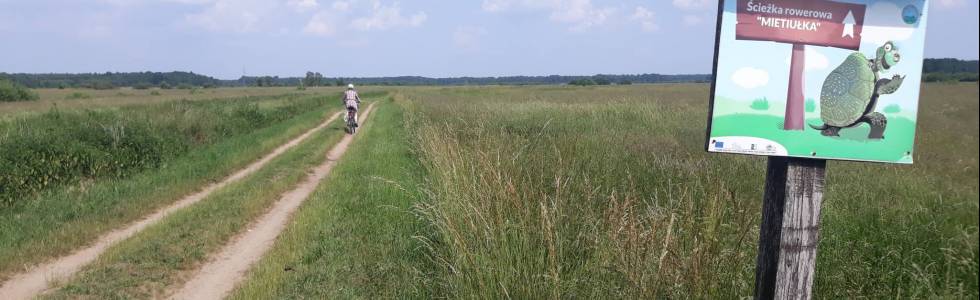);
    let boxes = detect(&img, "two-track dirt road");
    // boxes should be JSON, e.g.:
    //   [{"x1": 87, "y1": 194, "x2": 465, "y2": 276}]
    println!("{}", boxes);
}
[
  {"x1": 169, "y1": 103, "x2": 376, "y2": 300},
  {"x1": 0, "y1": 110, "x2": 343, "y2": 300}
]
